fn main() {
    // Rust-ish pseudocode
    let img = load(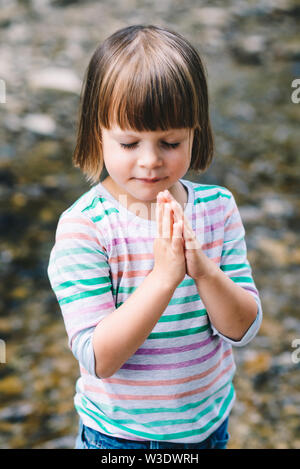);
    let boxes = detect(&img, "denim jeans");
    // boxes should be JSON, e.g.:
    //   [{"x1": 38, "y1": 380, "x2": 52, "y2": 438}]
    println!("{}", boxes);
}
[{"x1": 75, "y1": 417, "x2": 229, "y2": 449}]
